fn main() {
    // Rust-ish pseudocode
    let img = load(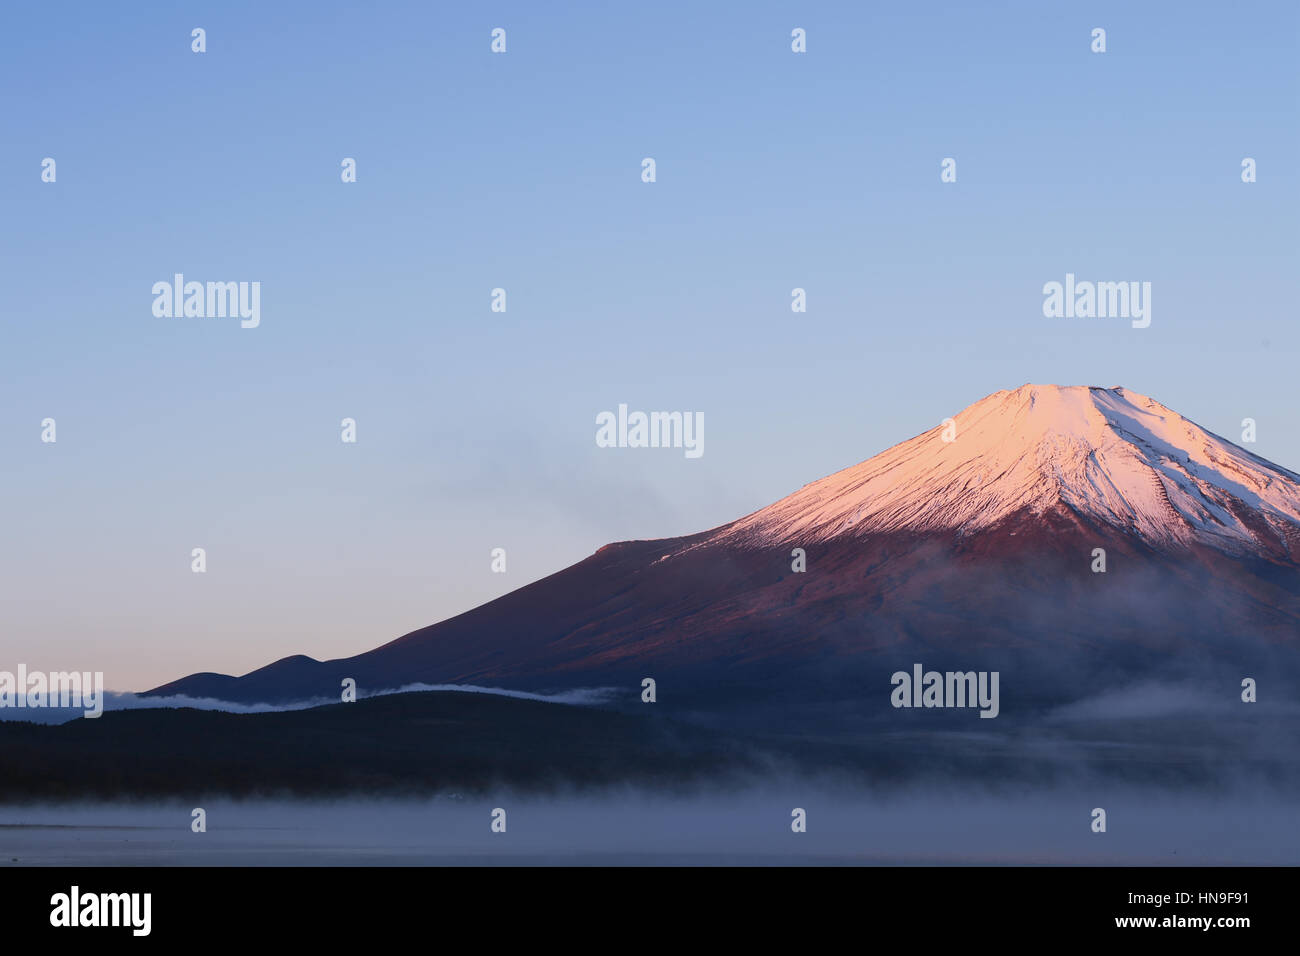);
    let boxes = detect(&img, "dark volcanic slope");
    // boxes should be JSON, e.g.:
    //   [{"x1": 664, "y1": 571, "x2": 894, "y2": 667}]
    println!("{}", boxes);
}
[
  {"x1": 146, "y1": 510, "x2": 1300, "y2": 707},
  {"x1": 147, "y1": 386, "x2": 1300, "y2": 708}
]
